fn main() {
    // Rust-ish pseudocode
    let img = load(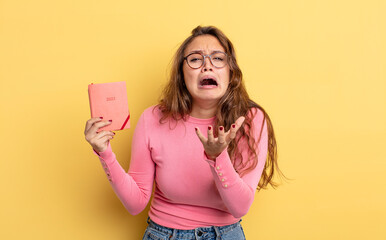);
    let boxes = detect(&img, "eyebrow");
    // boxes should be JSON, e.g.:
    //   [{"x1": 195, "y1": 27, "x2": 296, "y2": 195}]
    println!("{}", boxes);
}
[{"x1": 187, "y1": 50, "x2": 224, "y2": 55}]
